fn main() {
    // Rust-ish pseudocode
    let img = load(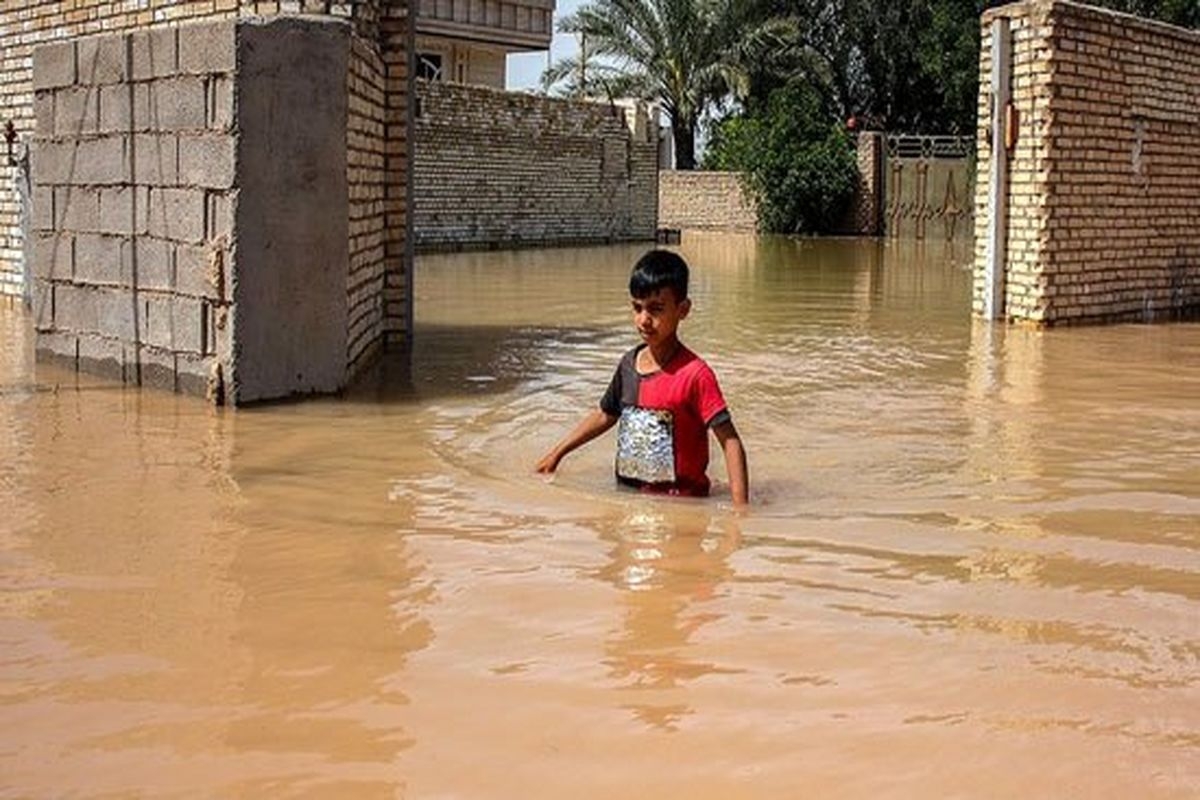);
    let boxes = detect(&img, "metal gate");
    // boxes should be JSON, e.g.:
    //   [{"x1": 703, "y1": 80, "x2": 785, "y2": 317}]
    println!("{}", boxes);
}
[{"x1": 883, "y1": 135, "x2": 974, "y2": 240}]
